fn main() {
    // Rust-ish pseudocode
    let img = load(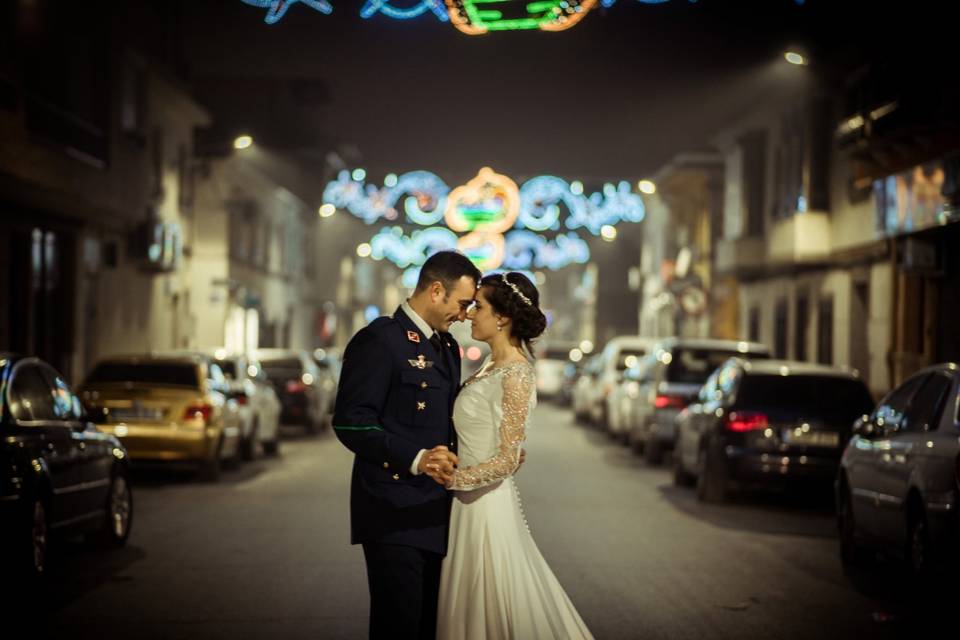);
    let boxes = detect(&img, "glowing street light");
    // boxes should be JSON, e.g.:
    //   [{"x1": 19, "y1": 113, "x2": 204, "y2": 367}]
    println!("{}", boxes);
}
[
  {"x1": 579, "y1": 340, "x2": 594, "y2": 354},
  {"x1": 601, "y1": 225, "x2": 617, "y2": 241},
  {"x1": 784, "y1": 51, "x2": 807, "y2": 66},
  {"x1": 356, "y1": 243, "x2": 372, "y2": 258},
  {"x1": 352, "y1": 168, "x2": 367, "y2": 182},
  {"x1": 569, "y1": 348, "x2": 583, "y2": 363},
  {"x1": 319, "y1": 204, "x2": 336, "y2": 218},
  {"x1": 233, "y1": 134, "x2": 253, "y2": 150},
  {"x1": 638, "y1": 180, "x2": 656, "y2": 195}
]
